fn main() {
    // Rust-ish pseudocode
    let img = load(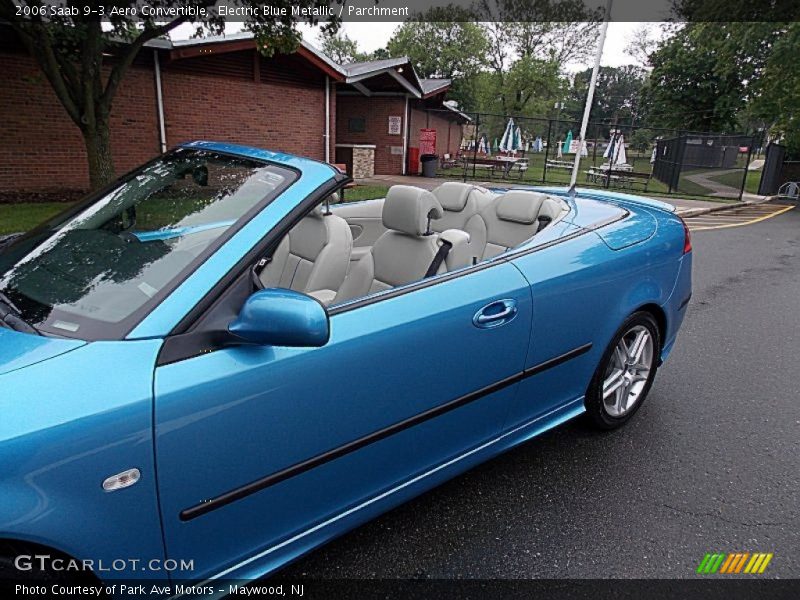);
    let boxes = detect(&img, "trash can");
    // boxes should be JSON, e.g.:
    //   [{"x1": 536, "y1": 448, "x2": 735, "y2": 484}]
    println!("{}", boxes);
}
[{"x1": 421, "y1": 154, "x2": 438, "y2": 178}]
